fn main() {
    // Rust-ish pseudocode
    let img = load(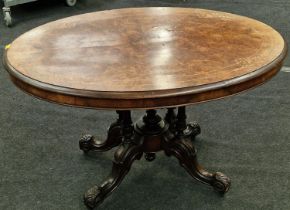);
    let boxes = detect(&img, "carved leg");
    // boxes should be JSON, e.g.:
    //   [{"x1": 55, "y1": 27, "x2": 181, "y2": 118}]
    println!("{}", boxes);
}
[
  {"x1": 163, "y1": 138, "x2": 230, "y2": 193},
  {"x1": 162, "y1": 107, "x2": 230, "y2": 194},
  {"x1": 84, "y1": 111, "x2": 143, "y2": 209},
  {"x1": 79, "y1": 111, "x2": 123, "y2": 153}
]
